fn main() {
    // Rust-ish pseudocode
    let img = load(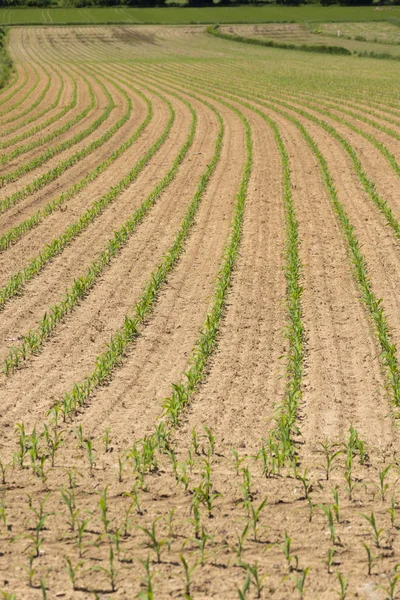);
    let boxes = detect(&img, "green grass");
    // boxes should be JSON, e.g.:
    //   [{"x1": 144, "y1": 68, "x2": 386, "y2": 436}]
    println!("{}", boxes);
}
[{"x1": 1, "y1": 6, "x2": 400, "y2": 26}]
